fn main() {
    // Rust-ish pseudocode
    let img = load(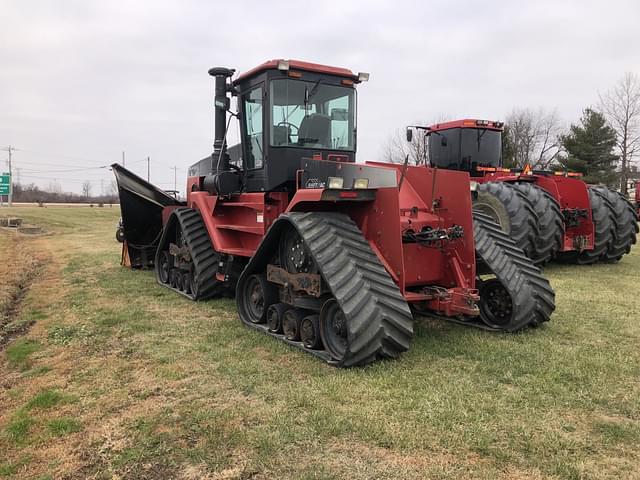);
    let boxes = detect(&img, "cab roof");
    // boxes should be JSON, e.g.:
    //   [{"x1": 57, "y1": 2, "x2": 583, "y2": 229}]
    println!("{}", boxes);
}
[
  {"x1": 429, "y1": 119, "x2": 504, "y2": 132},
  {"x1": 234, "y1": 59, "x2": 359, "y2": 84}
]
